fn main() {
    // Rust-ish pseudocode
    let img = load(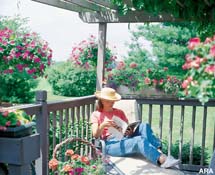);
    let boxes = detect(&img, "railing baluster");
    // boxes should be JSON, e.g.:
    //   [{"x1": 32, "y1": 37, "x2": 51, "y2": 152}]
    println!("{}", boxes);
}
[
  {"x1": 168, "y1": 105, "x2": 174, "y2": 156},
  {"x1": 65, "y1": 108, "x2": 69, "y2": 152},
  {"x1": 52, "y1": 111, "x2": 57, "y2": 151},
  {"x1": 59, "y1": 110, "x2": 63, "y2": 161},
  {"x1": 159, "y1": 105, "x2": 163, "y2": 140},
  {"x1": 135, "y1": 100, "x2": 142, "y2": 121},
  {"x1": 213, "y1": 113, "x2": 215, "y2": 149},
  {"x1": 148, "y1": 104, "x2": 152, "y2": 125},
  {"x1": 201, "y1": 106, "x2": 207, "y2": 165},
  {"x1": 179, "y1": 106, "x2": 185, "y2": 160},
  {"x1": 189, "y1": 106, "x2": 196, "y2": 164},
  {"x1": 70, "y1": 107, "x2": 75, "y2": 137}
]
